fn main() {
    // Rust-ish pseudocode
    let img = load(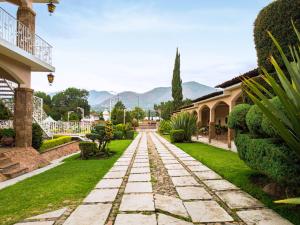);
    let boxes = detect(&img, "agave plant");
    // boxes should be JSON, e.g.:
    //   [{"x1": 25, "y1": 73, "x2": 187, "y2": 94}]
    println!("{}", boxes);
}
[
  {"x1": 171, "y1": 112, "x2": 197, "y2": 142},
  {"x1": 243, "y1": 21, "x2": 300, "y2": 204}
]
